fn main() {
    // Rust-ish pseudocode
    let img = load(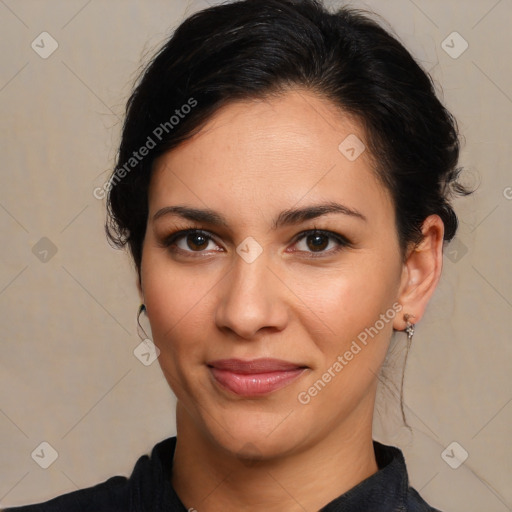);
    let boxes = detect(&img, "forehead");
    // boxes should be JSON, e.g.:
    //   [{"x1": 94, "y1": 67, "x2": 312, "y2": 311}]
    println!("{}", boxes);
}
[{"x1": 148, "y1": 89, "x2": 392, "y2": 225}]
